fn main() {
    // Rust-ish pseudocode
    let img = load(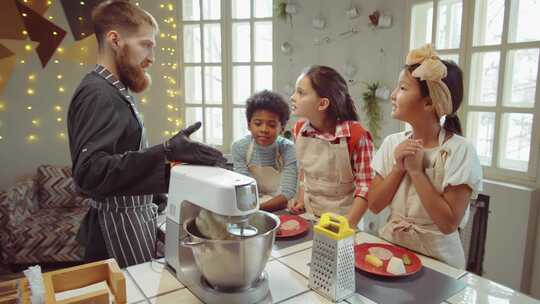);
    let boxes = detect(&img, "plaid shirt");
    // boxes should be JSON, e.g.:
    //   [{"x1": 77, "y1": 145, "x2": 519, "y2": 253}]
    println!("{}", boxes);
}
[{"x1": 293, "y1": 119, "x2": 374, "y2": 199}]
